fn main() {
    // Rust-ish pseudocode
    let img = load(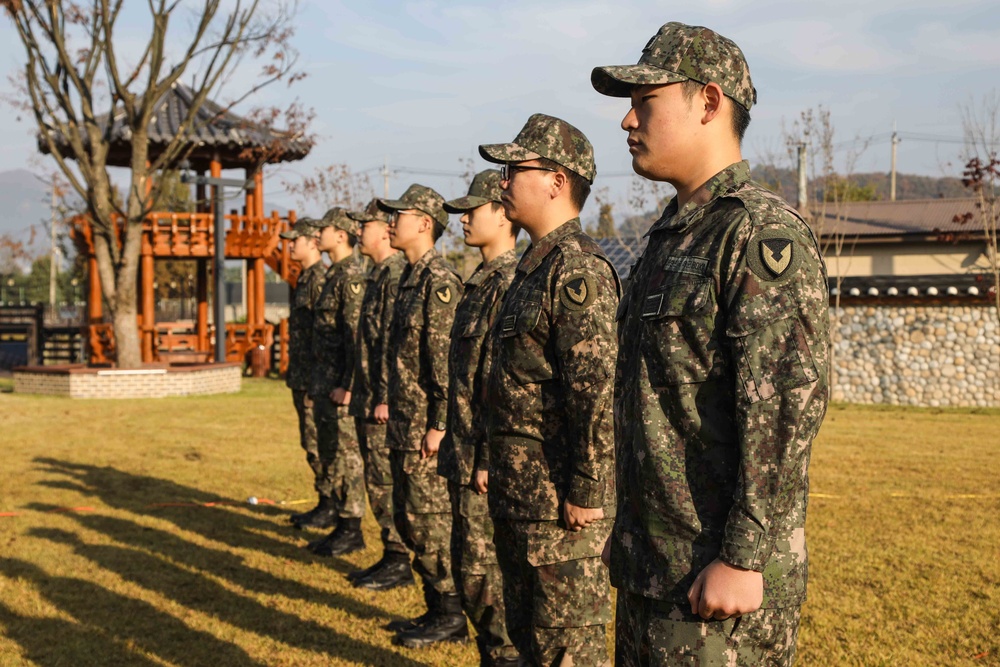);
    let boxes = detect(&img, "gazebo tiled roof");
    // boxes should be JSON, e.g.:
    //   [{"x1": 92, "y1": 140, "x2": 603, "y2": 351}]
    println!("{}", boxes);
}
[{"x1": 39, "y1": 82, "x2": 311, "y2": 169}]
